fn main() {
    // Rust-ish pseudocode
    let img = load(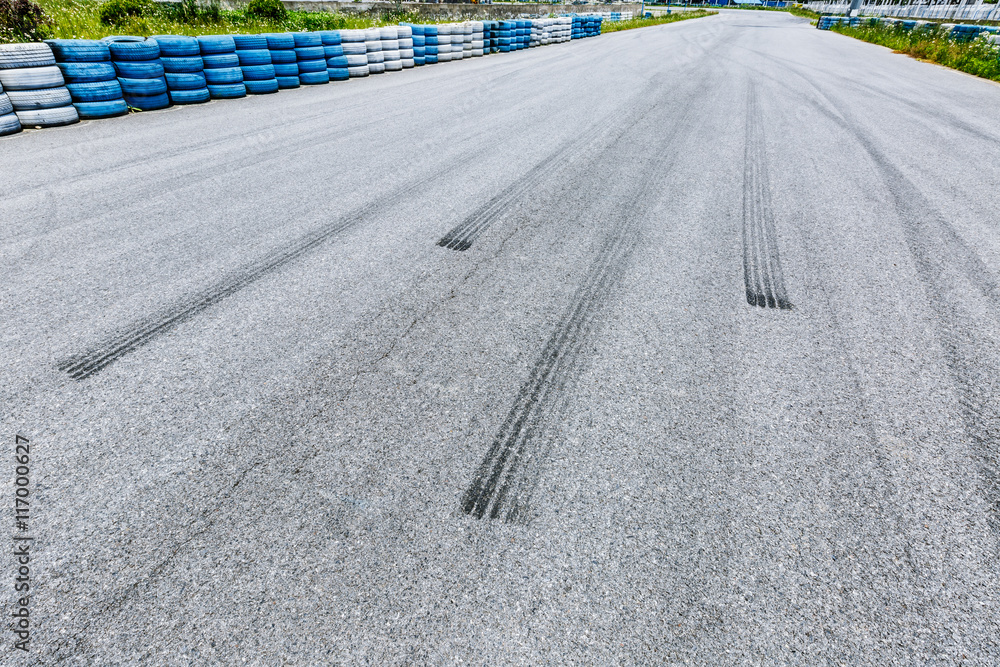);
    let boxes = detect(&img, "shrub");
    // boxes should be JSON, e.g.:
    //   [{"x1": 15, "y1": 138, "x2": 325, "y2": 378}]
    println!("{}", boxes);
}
[
  {"x1": 245, "y1": 0, "x2": 285, "y2": 21},
  {"x1": 0, "y1": 0, "x2": 52, "y2": 42},
  {"x1": 98, "y1": 0, "x2": 151, "y2": 25}
]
